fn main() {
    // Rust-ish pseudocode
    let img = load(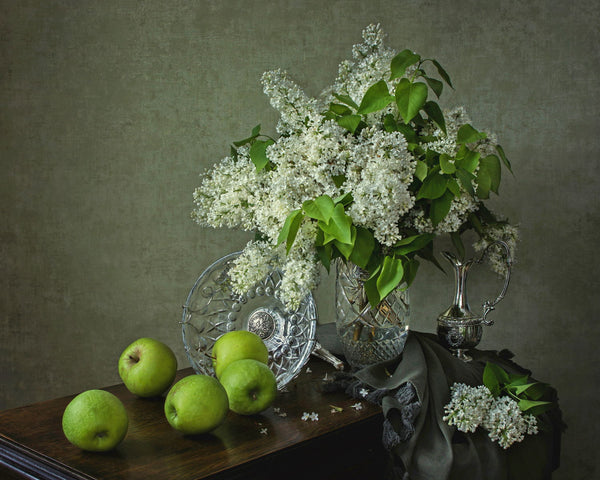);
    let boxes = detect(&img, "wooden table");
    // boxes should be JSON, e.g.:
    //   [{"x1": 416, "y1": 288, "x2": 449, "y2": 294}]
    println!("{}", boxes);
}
[{"x1": 0, "y1": 359, "x2": 386, "y2": 480}]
